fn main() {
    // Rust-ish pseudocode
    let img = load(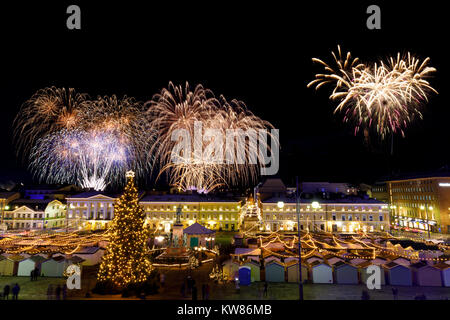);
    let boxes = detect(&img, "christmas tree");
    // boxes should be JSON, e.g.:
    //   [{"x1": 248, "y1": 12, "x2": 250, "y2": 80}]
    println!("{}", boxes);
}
[{"x1": 97, "y1": 170, "x2": 153, "y2": 290}]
